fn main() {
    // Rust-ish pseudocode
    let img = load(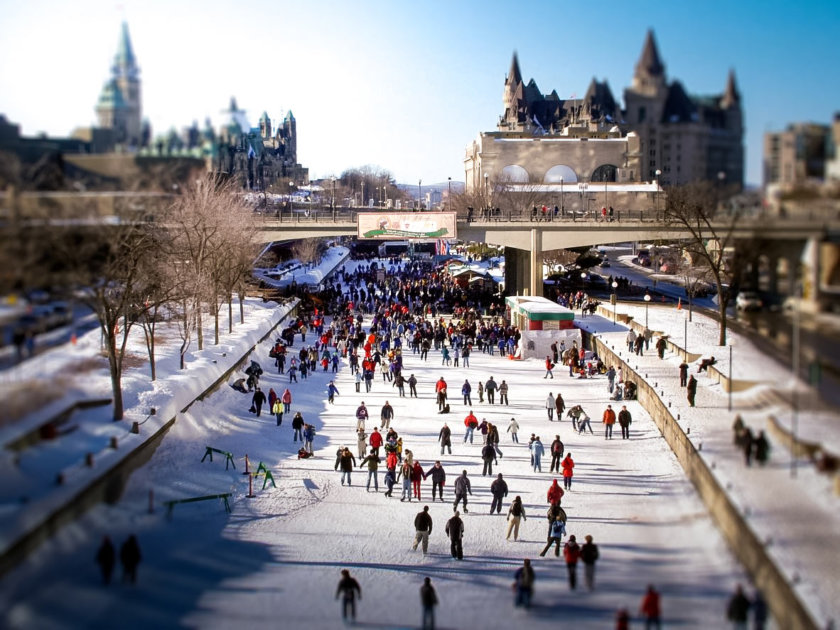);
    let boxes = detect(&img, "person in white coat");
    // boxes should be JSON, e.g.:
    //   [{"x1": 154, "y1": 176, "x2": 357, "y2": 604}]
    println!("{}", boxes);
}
[
  {"x1": 546, "y1": 393, "x2": 556, "y2": 421},
  {"x1": 507, "y1": 417, "x2": 520, "y2": 443}
]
